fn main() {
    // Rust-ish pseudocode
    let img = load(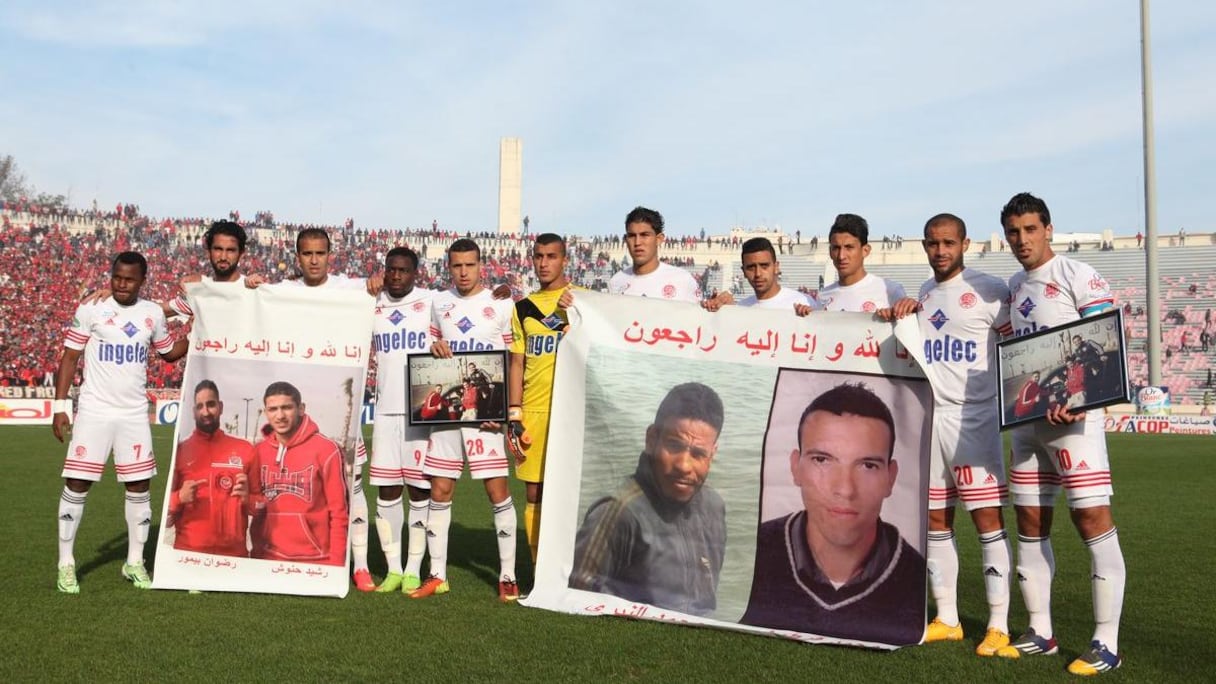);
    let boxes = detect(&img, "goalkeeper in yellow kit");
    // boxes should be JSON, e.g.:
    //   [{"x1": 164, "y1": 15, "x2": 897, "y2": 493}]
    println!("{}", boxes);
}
[{"x1": 507, "y1": 233, "x2": 575, "y2": 565}]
